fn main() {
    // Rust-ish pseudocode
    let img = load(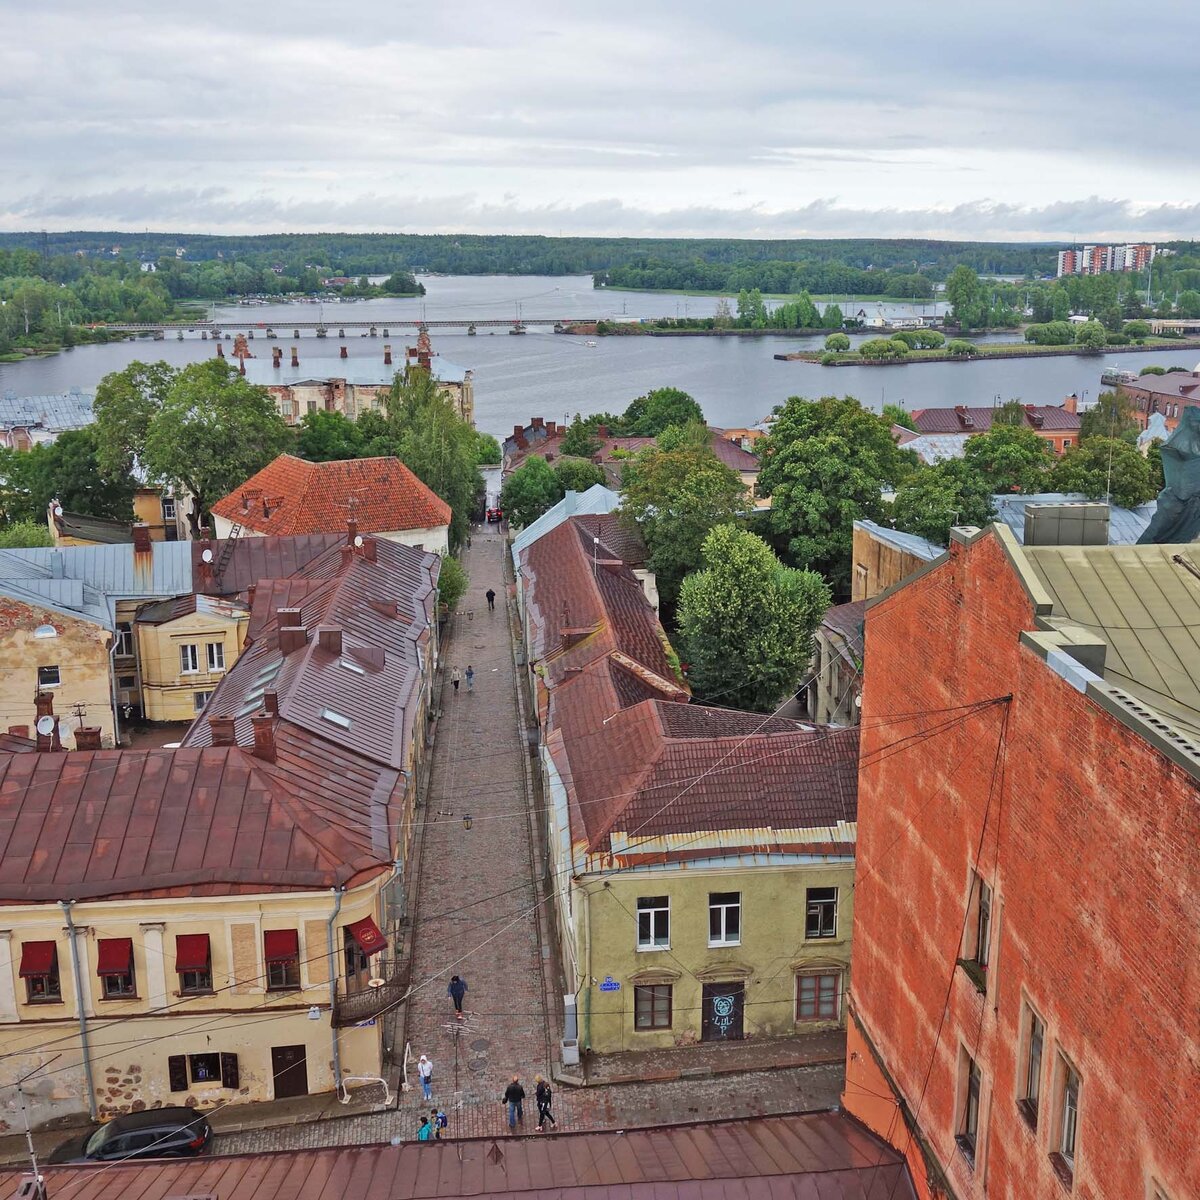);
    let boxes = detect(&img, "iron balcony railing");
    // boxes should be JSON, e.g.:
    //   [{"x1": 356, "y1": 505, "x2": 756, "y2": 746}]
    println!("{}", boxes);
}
[{"x1": 332, "y1": 959, "x2": 408, "y2": 1027}]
